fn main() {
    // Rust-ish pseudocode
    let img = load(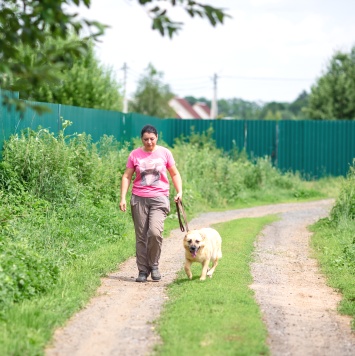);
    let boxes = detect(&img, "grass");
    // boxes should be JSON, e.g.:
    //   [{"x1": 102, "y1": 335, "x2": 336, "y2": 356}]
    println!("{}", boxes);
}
[
  {"x1": 310, "y1": 218, "x2": 355, "y2": 329},
  {"x1": 310, "y1": 163, "x2": 355, "y2": 329},
  {"x1": 0, "y1": 232, "x2": 135, "y2": 355},
  {"x1": 155, "y1": 215, "x2": 279, "y2": 356}
]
